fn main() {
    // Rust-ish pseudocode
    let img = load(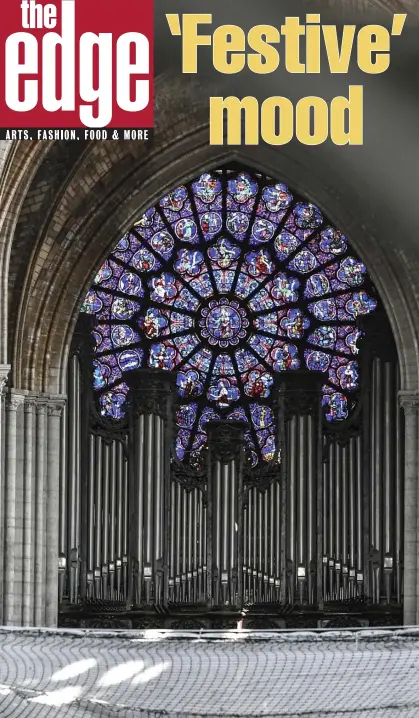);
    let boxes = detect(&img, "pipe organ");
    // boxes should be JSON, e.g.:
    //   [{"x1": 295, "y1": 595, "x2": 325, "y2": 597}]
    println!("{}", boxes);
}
[{"x1": 59, "y1": 315, "x2": 404, "y2": 629}]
